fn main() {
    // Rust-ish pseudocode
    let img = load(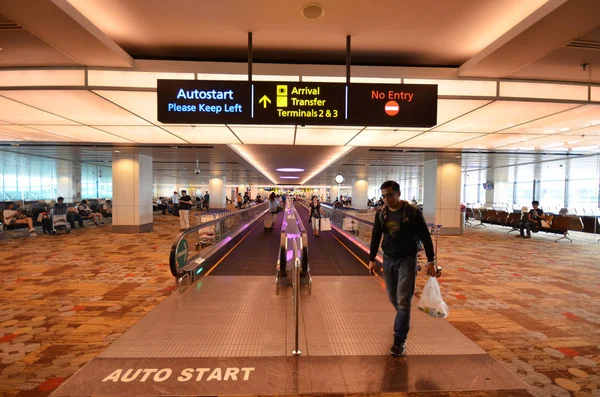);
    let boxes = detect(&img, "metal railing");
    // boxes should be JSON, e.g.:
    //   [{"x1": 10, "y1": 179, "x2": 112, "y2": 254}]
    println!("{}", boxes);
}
[
  {"x1": 275, "y1": 200, "x2": 311, "y2": 356},
  {"x1": 169, "y1": 202, "x2": 268, "y2": 279}
]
